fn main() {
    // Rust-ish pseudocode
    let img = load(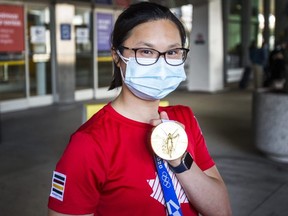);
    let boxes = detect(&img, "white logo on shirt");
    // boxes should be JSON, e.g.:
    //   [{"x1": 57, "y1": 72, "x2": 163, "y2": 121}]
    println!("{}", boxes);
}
[{"x1": 147, "y1": 162, "x2": 188, "y2": 205}]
